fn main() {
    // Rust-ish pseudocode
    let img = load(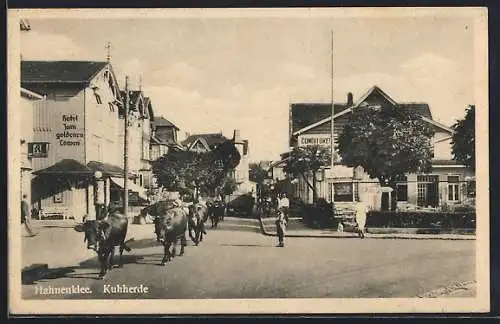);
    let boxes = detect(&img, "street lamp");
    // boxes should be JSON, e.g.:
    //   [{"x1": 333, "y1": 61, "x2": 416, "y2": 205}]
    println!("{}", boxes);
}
[{"x1": 94, "y1": 171, "x2": 103, "y2": 180}]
